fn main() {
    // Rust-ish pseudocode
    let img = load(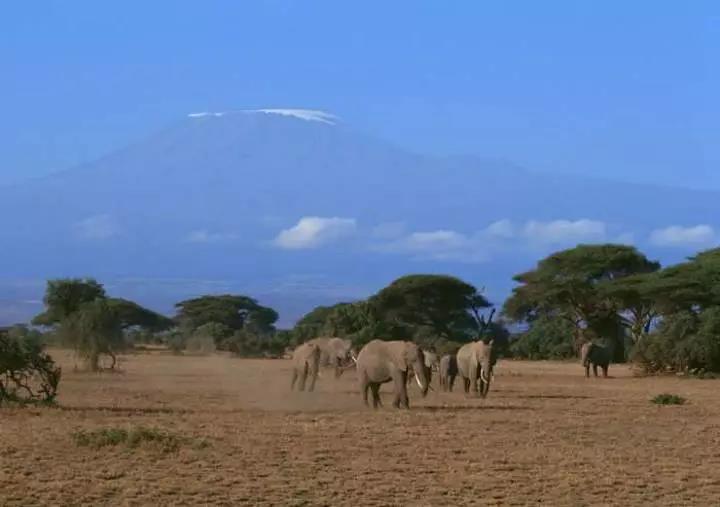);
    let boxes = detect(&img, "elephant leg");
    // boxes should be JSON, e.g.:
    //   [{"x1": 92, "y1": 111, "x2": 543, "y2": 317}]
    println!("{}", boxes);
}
[
  {"x1": 585, "y1": 364, "x2": 590, "y2": 378},
  {"x1": 298, "y1": 363, "x2": 308, "y2": 391},
  {"x1": 602, "y1": 365, "x2": 608, "y2": 378},
  {"x1": 370, "y1": 383, "x2": 382, "y2": 409},
  {"x1": 308, "y1": 362, "x2": 319, "y2": 392},
  {"x1": 360, "y1": 372, "x2": 370, "y2": 407},
  {"x1": 470, "y1": 364, "x2": 479, "y2": 396},
  {"x1": 291, "y1": 368, "x2": 298, "y2": 391},
  {"x1": 398, "y1": 371, "x2": 409, "y2": 409},
  {"x1": 449, "y1": 375, "x2": 456, "y2": 392},
  {"x1": 593, "y1": 364, "x2": 598, "y2": 377},
  {"x1": 463, "y1": 377, "x2": 470, "y2": 393}
]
